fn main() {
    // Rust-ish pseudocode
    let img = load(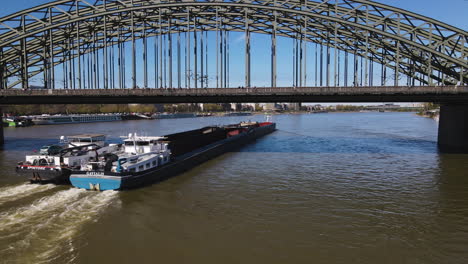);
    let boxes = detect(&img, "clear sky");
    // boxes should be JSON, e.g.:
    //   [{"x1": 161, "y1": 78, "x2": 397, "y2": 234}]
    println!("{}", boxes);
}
[{"x1": 1, "y1": 0, "x2": 466, "y2": 30}]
